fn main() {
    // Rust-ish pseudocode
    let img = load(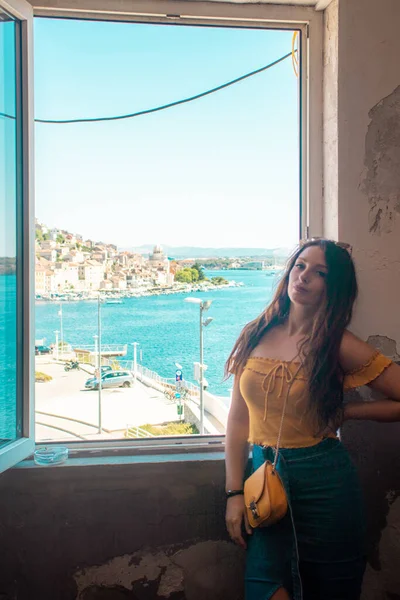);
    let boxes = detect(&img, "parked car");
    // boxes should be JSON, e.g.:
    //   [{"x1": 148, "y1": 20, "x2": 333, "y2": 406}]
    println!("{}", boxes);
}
[
  {"x1": 93, "y1": 365, "x2": 113, "y2": 377},
  {"x1": 85, "y1": 370, "x2": 134, "y2": 390},
  {"x1": 35, "y1": 345, "x2": 52, "y2": 355}
]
